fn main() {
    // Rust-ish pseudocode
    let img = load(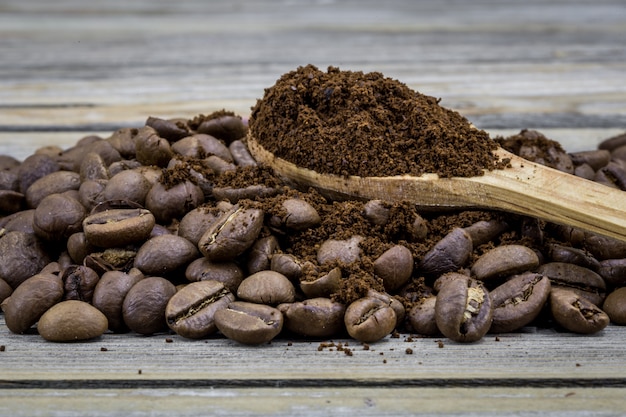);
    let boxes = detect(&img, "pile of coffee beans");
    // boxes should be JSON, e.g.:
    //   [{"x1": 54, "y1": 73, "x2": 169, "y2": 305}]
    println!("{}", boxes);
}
[{"x1": 2, "y1": 110, "x2": 626, "y2": 345}]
